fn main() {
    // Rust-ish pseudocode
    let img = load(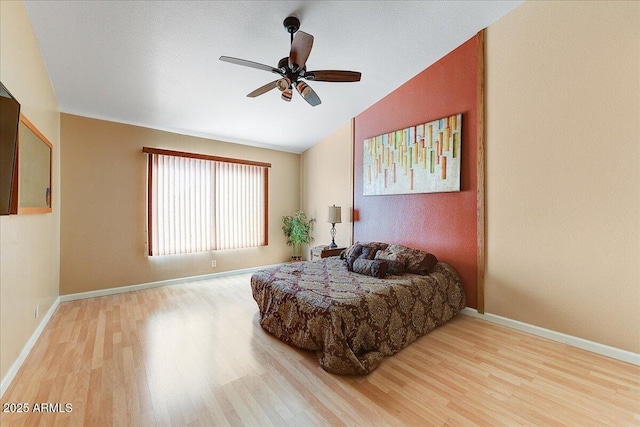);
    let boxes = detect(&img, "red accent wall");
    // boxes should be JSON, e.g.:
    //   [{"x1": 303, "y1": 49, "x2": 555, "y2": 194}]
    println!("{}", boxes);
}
[{"x1": 353, "y1": 35, "x2": 478, "y2": 308}]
